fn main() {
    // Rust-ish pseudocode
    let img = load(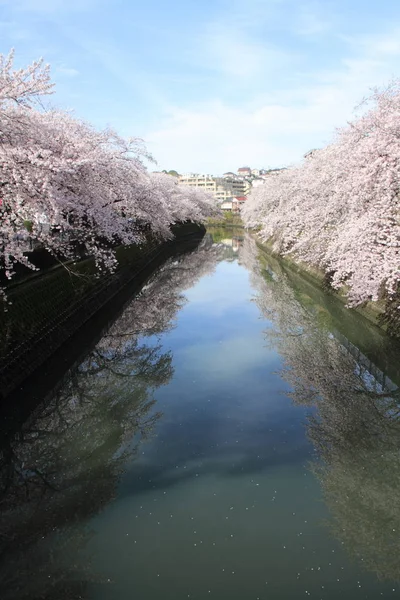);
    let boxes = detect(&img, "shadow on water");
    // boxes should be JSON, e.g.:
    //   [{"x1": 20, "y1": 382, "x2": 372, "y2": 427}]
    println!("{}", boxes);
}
[
  {"x1": 0, "y1": 237, "x2": 223, "y2": 600},
  {"x1": 241, "y1": 235, "x2": 400, "y2": 583},
  {"x1": 0, "y1": 334, "x2": 167, "y2": 600}
]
